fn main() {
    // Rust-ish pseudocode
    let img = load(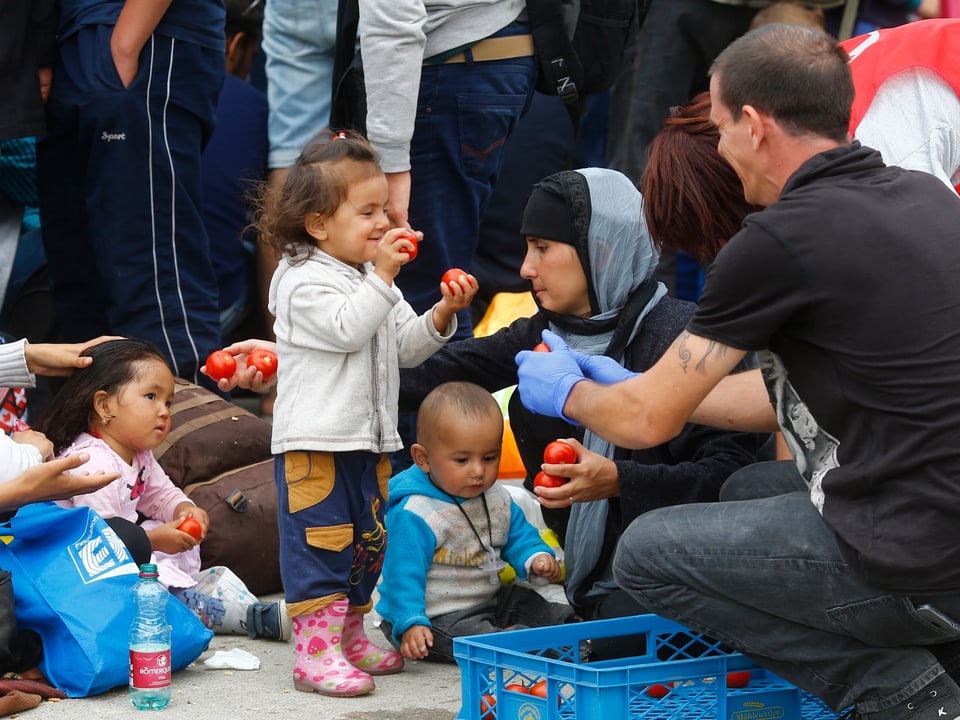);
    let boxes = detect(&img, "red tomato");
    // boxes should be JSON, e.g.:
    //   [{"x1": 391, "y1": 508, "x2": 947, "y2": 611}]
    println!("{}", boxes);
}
[
  {"x1": 177, "y1": 517, "x2": 203, "y2": 541},
  {"x1": 248, "y1": 348, "x2": 278, "y2": 379},
  {"x1": 504, "y1": 683, "x2": 529, "y2": 694},
  {"x1": 726, "y1": 671, "x2": 751, "y2": 688},
  {"x1": 646, "y1": 683, "x2": 673, "y2": 699},
  {"x1": 204, "y1": 350, "x2": 237, "y2": 381},
  {"x1": 543, "y1": 440, "x2": 577, "y2": 465},
  {"x1": 441, "y1": 268, "x2": 468, "y2": 291},
  {"x1": 532, "y1": 342, "x2": 550, "y2": 352},
  {"x1": 480, "y1": 693, "x2": 496, "y2": 720},
  {"x1": 398, "y1": 232, "x2": 418, "y2": 261},
  {"x1": 534, "y1": 471, "x2": 568, "y2": 489},
  {"x1": 529, "y1": 678, "x2": 548, "y2": 698}
]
